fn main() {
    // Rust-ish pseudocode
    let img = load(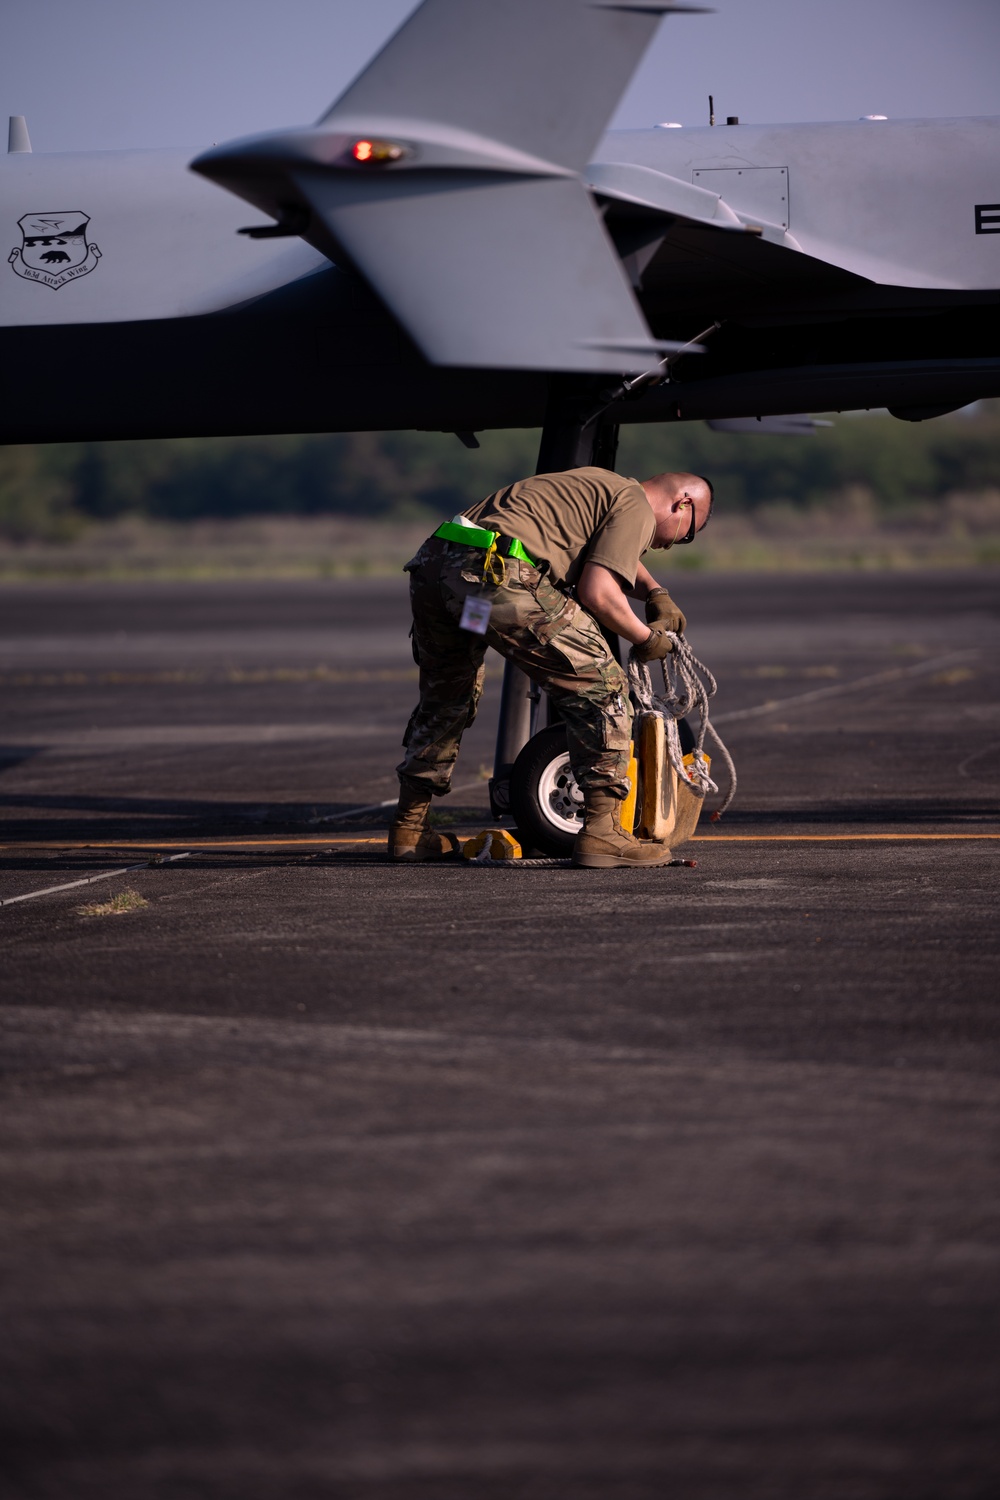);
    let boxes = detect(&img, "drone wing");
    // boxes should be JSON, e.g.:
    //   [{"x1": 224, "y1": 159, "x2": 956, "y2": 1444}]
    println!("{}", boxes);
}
[
  {"x1": 319, "y1": 0, "x2": 706, "y2": 177},
  {"x1": 193, "y1": 0, "x2": 709, "y2": 372}
]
